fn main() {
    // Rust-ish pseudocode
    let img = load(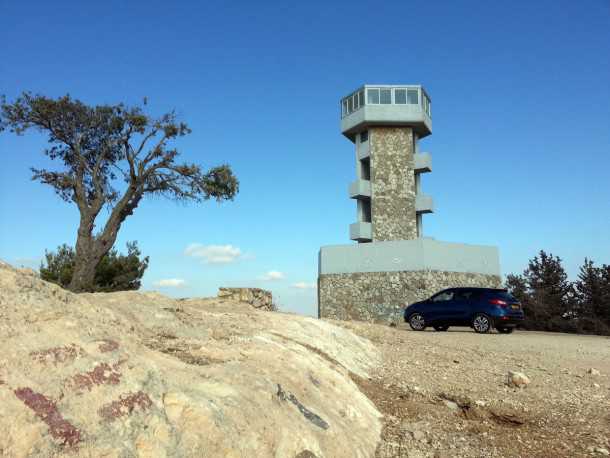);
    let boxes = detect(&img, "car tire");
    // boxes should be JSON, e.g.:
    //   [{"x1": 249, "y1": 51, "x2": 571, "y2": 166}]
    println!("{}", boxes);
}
[
  {"x1": 433, "y1": 325, "x2": 449, "y2": 332},
  {"x1": 497, "y1": 327, "x2": 514, "y2": 334},
  {"x1": 472, "y1": 313, "x2": 492, "y2": 334},
  {"x1": 408, "y1": 313, "x2": 426, "y2": 331}
]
